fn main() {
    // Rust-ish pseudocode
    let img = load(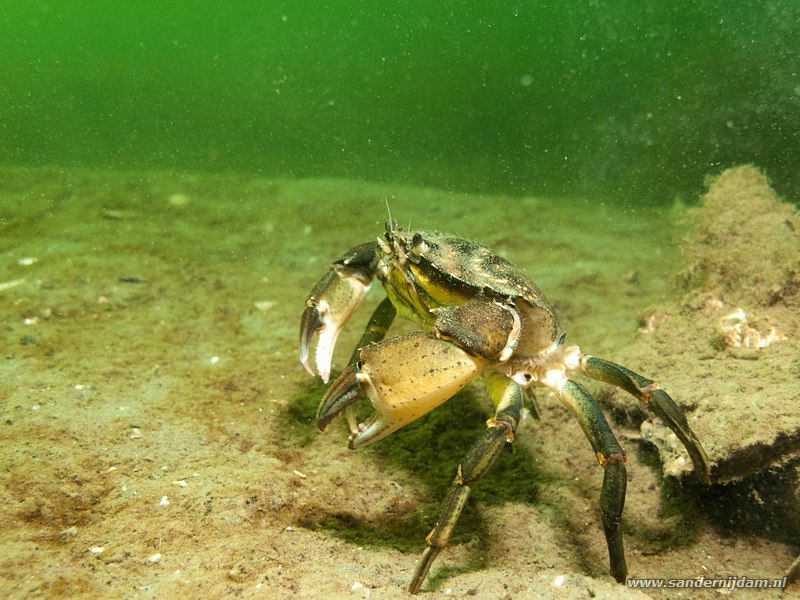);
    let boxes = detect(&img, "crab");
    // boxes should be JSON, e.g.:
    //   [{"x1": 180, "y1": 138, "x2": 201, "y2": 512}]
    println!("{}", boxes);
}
[{"x1": 299, "y1": 222, "x2": 710, "y2": 594}]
